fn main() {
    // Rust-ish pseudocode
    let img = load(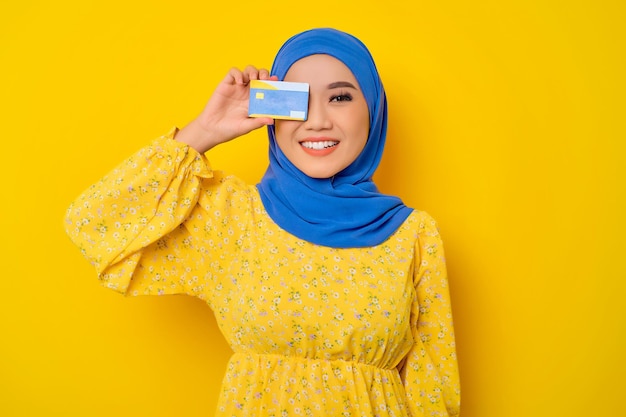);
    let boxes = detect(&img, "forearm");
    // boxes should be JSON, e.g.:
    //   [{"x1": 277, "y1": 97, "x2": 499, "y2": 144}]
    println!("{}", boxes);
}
[
  {"x1": 173, "y1": 66, "x2": 277, "y2": 154},
  {"x1": 174, "y1": 118, "x2": 223, "y2": 154}
]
